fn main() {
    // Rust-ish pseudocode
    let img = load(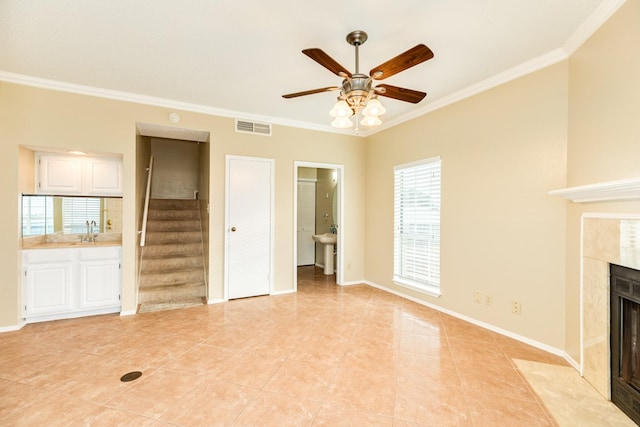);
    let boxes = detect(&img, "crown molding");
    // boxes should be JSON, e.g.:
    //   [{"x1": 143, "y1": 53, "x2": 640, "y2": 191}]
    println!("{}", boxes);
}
[
  {"x1": 563, "y1": 0, "x2": 627, "y2": 56},
  {"x1": 0, "y1": 71, "x2": 341, "y2": 136},
  {"x1": 549, "y1": 177, "x2": 640, "y2": 203}
]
